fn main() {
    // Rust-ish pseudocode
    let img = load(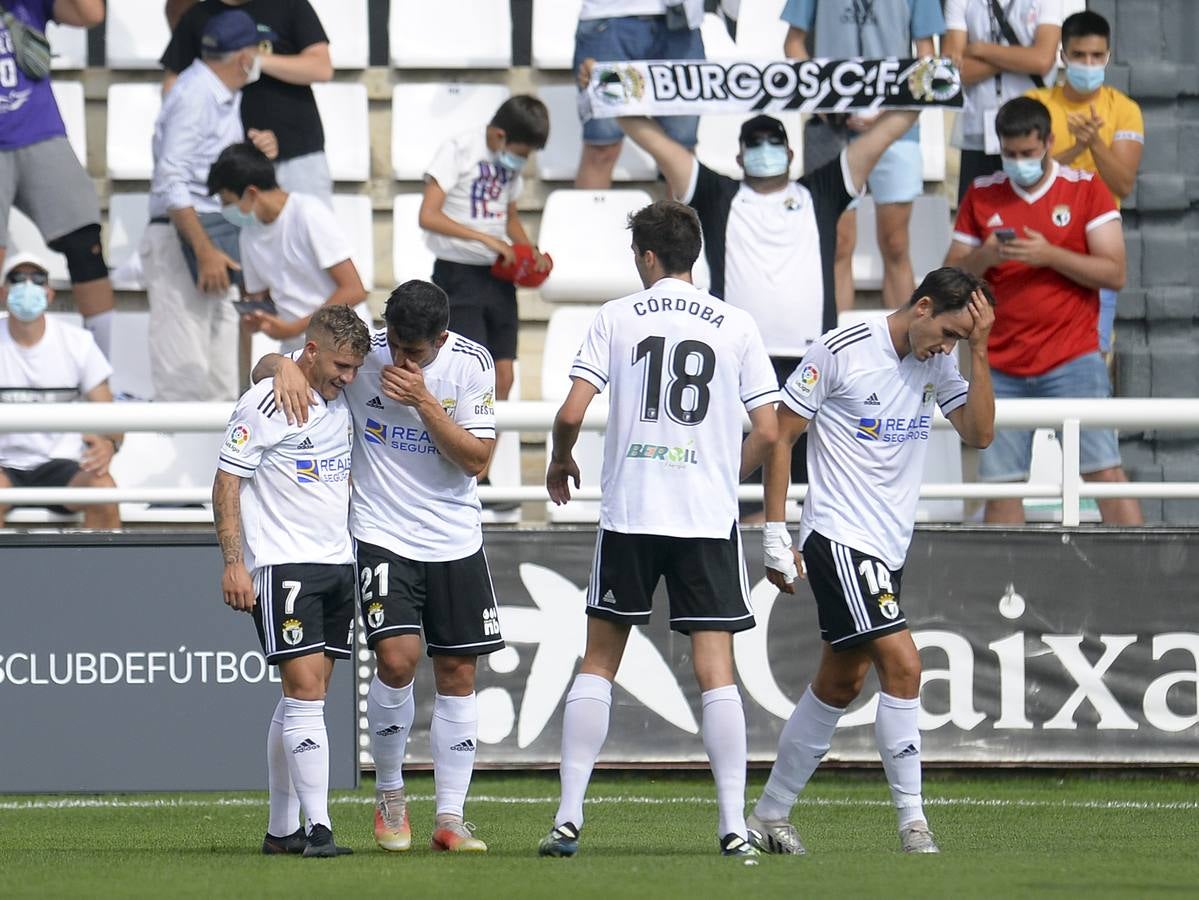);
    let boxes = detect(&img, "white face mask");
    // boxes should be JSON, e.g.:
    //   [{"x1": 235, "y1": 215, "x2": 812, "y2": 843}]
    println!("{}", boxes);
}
[{"x1": 242, "y1": 53, "x2": 261, "y2": 85}]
